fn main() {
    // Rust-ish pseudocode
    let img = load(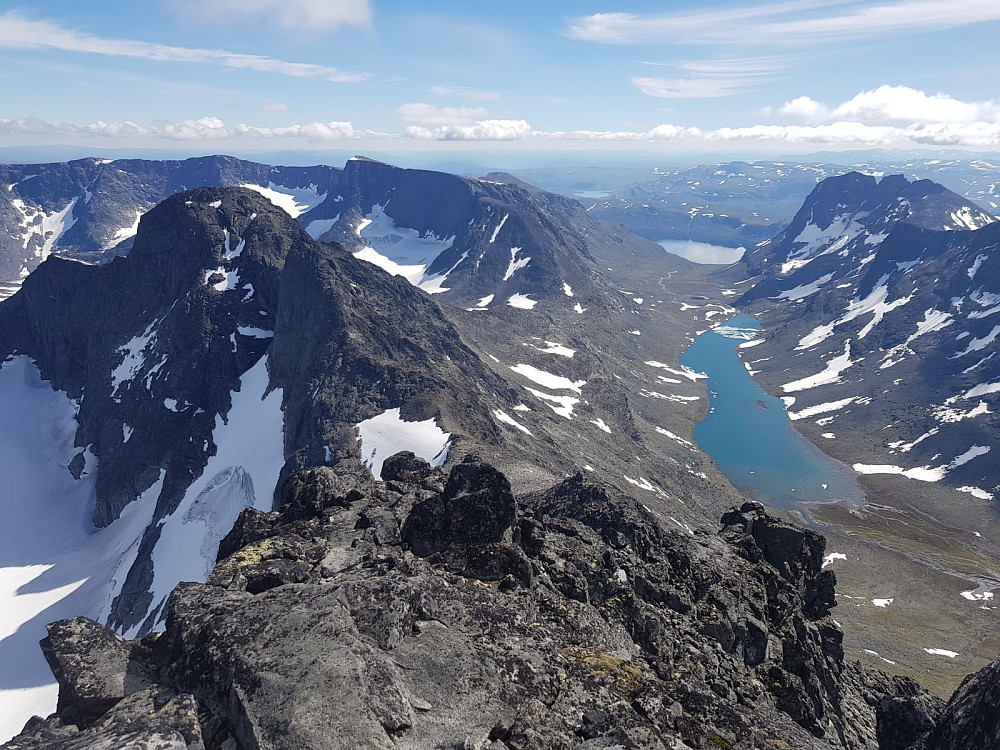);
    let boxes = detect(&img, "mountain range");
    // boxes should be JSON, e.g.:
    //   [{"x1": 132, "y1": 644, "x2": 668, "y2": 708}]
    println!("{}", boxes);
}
[{"x1": 1, "y1": 155, "x2": 999, "y2": 749}]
